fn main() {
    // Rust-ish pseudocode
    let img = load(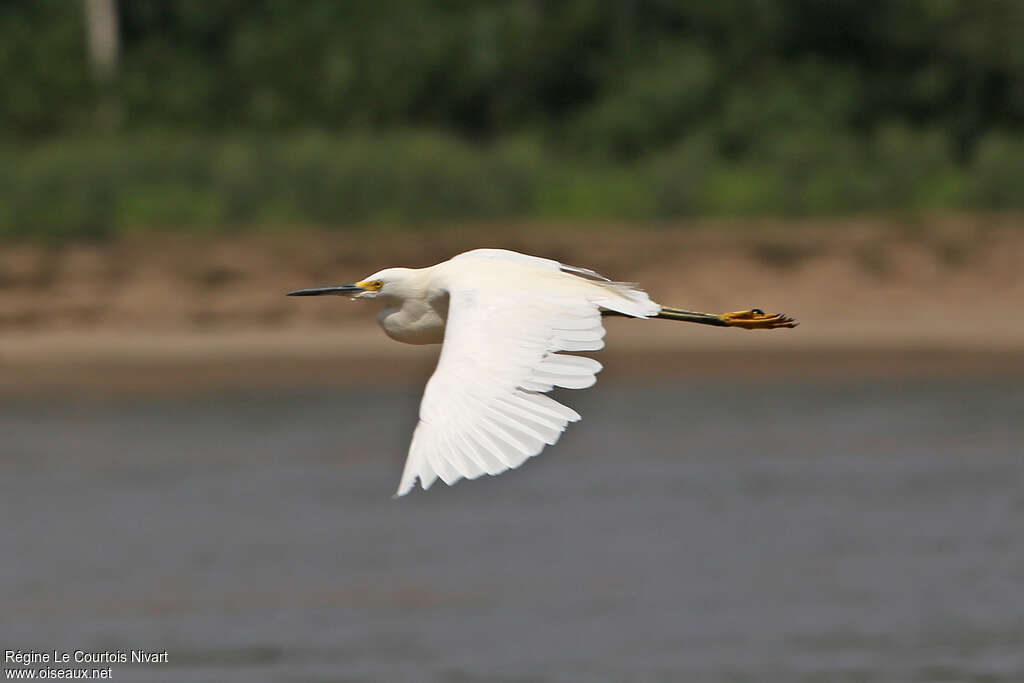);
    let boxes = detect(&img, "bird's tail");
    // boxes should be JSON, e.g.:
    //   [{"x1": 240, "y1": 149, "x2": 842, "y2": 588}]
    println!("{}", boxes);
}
[{"x1": 588, "y1": 282, "x2": 662, "y2": 318}]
